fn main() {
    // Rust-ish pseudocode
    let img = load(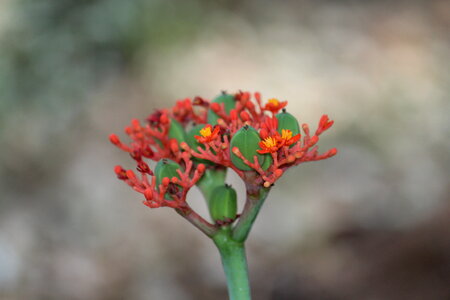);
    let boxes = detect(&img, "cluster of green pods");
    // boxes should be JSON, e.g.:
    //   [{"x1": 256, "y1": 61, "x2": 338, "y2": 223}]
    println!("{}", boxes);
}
[{"x1": 153, "y1": 93, "x2": 300, "y2": 220}]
